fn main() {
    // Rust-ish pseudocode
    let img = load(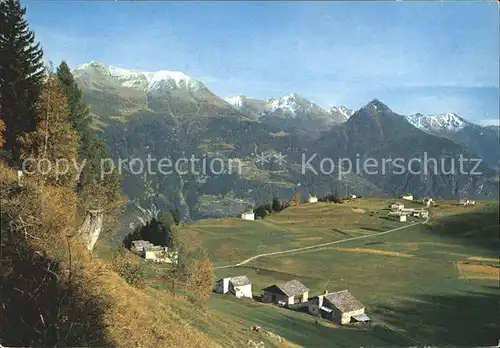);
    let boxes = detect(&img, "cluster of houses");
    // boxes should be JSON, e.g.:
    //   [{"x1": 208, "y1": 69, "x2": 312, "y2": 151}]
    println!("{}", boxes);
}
[
  {"x1": 130, "y1": 240, "x2": 178, "y2": 264},
  {"x1": 388, "y1": 202, "x2": 429, "y2": 222},
  {"x1": 240, "y1": 194, "x2": 358, "y2": 221},
  {"x1": 215, "y1": 277, "x2": 370, "y2": 325}
]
